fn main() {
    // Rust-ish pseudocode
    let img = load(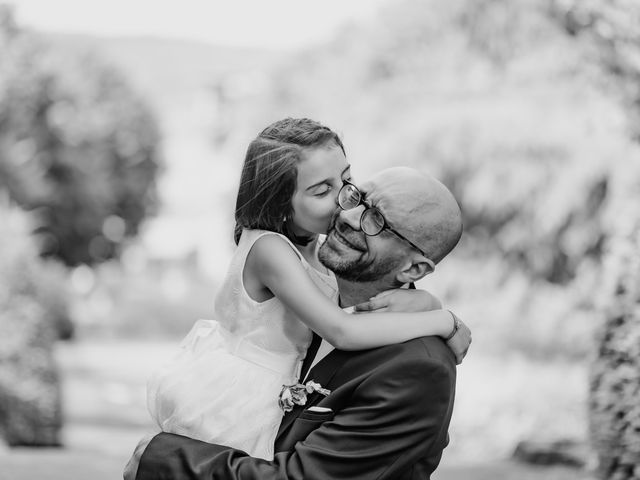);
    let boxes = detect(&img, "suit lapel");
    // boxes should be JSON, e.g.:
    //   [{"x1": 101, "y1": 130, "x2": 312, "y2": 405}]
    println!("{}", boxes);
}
[
  {"x1": 276, "y1": 349, "x2": 350, "y2": 444},
  {"x1": 299, "y1": 333, "x2": 321, "y2": 382}
]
